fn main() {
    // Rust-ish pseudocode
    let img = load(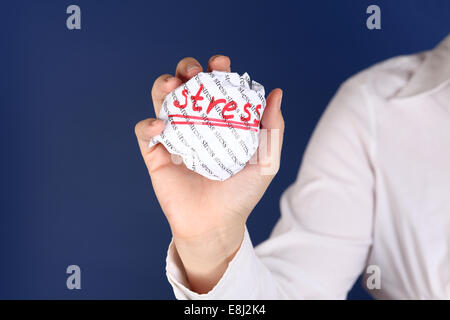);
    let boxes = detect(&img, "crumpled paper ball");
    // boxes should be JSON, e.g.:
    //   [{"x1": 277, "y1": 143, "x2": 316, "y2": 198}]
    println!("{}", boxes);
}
[{"x1": 149, "y1": 71, "x2": 266, "y2": 181}]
